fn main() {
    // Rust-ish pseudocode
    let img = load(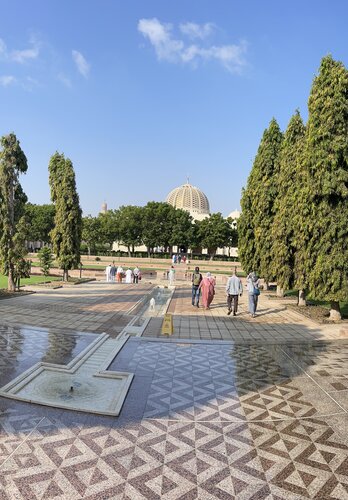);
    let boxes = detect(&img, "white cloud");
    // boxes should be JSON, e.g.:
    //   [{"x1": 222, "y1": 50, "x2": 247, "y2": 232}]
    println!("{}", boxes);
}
[
  {"x1": 0, "y1": 36, "x2": 40, "y2": 63},
  {"x1": 179, "y1": 22, "x2": 214, "y2": 39},
  {"x1": 72, "y1": 50, "x2": 90, "y2": 78},
  {"x1": 57, "y1": 73, "x2": 72, "y2": 88},
  {"x1": 0, "y1": 75, "x2": 16, "y2": 87},
  {"x1": 138, "y1": 18, "x2": 183, "y2": 62},
  {"x1": 138, "y1": 18, "x2": 247, "y2": 73},
  {"x1": 11, "y1": 46, "x2": 39, "y2": 63}
]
